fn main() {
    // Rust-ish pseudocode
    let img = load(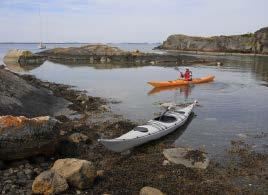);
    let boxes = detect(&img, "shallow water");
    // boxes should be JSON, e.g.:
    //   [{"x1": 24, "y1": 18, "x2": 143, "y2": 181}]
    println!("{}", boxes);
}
[{"x1": 1, "y1": 43, "x2": 268, "y2": 157}]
